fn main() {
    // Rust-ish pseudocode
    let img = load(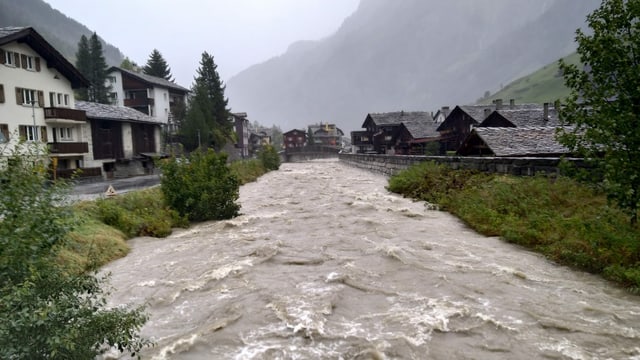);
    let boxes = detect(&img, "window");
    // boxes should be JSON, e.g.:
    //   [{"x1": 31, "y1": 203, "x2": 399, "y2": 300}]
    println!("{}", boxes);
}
[
  {"x1": 19, "y1": 125, "x2": 38, "y2": 142},
  {"x1": 56, "y1": 127, "x2": 73, "y2": 141},
  {"x1": 0, "y1": 124, "x2": 9, "y2": 143},
  {"x1": 107, "y1": 76, "x2": 116, "y2": 83},
  {"x1": 57, "y1": 93, "x2": 62, "y2": 105},
  {"x1": 24, "y1": 55, "x2": 34, "y2": 70},
  {"x1": 63, "y1": 94, "x2": 69, "y2": 106},
  {"x1": 385, "y1": 135, "x2": 392, "y2": 141},
  {"x1": 0, "y1": 84, "x2": 4, "y2": 103},
  {"x1": 3, "y1": 51, "x2": 17, "y2": 67},
  {"x1": 49, "y1": 92, "x2": 56, "y2": 106},
  {"x1": 22, "y1": 88, "x2": 36, "y2": 105}
]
